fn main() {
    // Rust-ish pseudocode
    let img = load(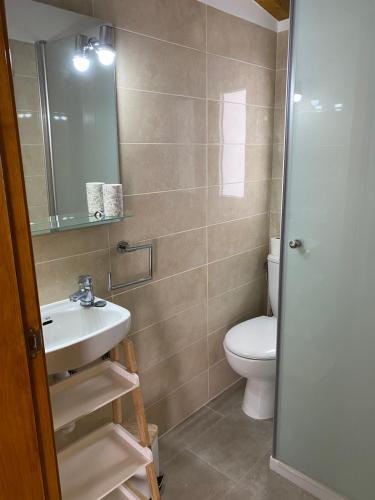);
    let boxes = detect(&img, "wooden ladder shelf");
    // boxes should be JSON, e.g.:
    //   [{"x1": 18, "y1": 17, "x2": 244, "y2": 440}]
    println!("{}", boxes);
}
[
  {"x1": 111, "y1": 340, "x2": 160, "y2": 500},
  {"x1": 51, "y1": 340, "x2": 160, "y2": 500}
]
